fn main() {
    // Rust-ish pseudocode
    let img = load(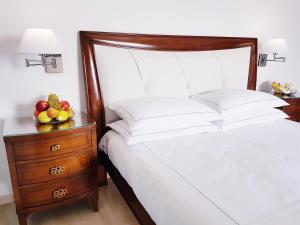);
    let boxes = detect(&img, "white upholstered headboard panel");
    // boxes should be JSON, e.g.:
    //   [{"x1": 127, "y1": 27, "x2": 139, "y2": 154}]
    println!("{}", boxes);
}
[{"x1": 94, "y1": 46, "x2": 251, "y2": 123}]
